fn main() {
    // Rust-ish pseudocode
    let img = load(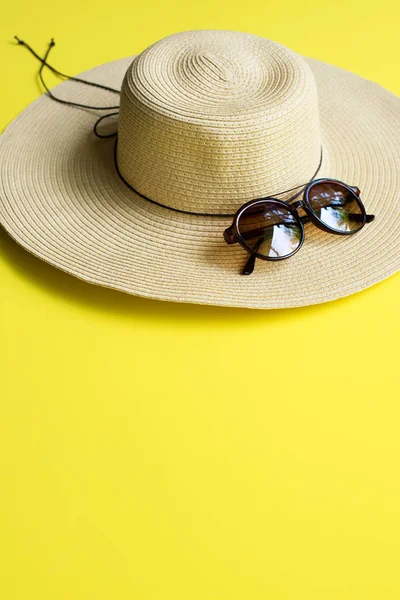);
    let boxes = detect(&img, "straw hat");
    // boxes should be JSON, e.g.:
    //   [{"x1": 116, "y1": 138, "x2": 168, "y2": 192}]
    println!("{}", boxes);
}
[{"x1": 1, "y1": 30, "x2": 399, "y2": 308}]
